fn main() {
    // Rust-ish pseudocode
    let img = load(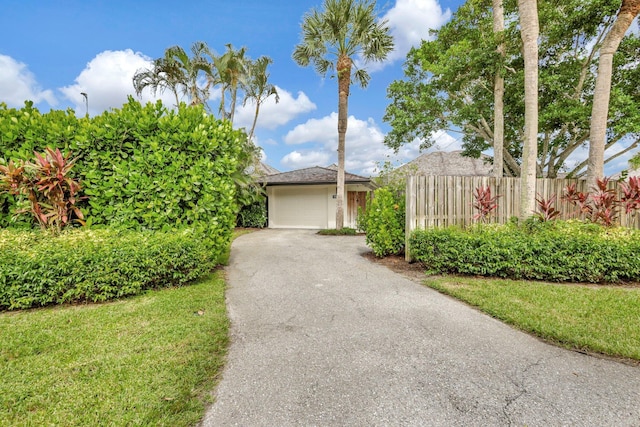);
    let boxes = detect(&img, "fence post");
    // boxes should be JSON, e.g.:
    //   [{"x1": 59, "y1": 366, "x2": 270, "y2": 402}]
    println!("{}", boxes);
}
[{"x1": 405, "y1": 175, "x2": 416, "y2": 261}]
